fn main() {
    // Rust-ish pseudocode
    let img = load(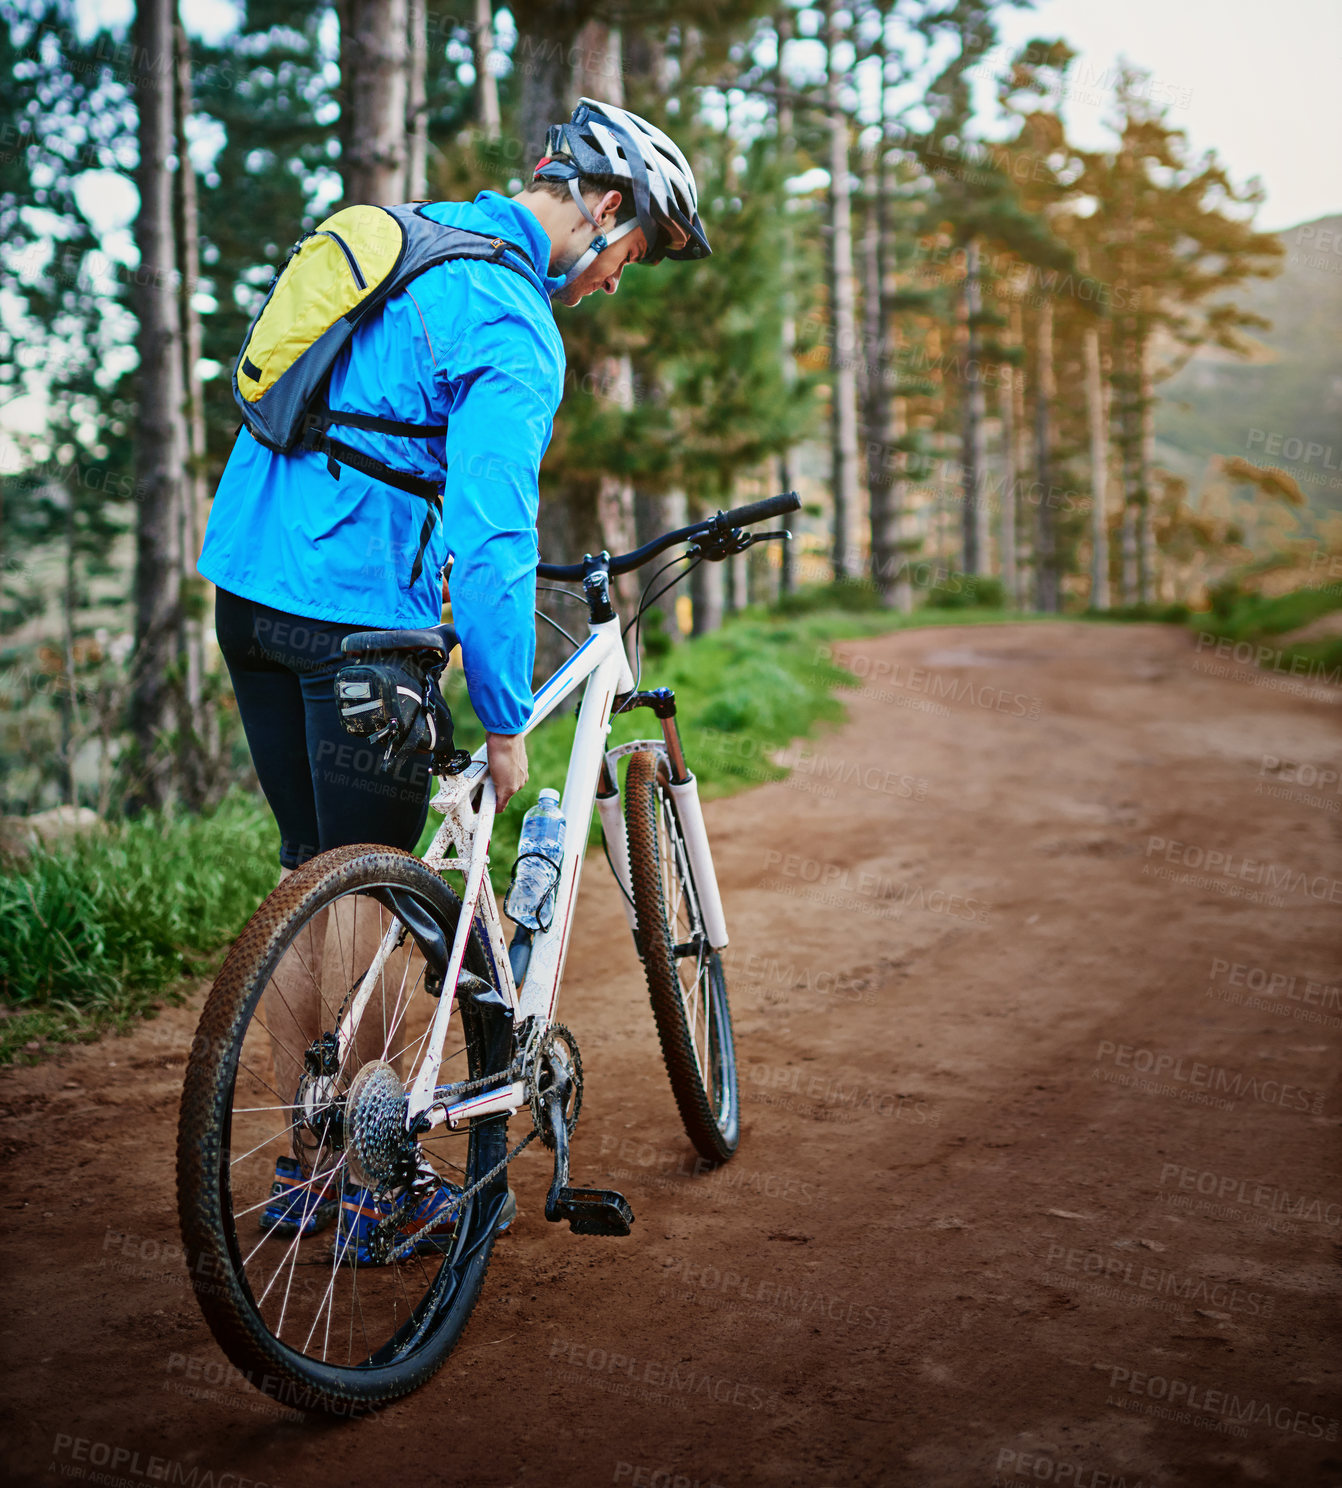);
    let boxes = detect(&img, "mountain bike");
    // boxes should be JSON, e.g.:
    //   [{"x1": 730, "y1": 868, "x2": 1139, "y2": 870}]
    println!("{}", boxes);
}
[{"x1": 176, "y1": 492, "x2": 799, "y2": 1414}]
